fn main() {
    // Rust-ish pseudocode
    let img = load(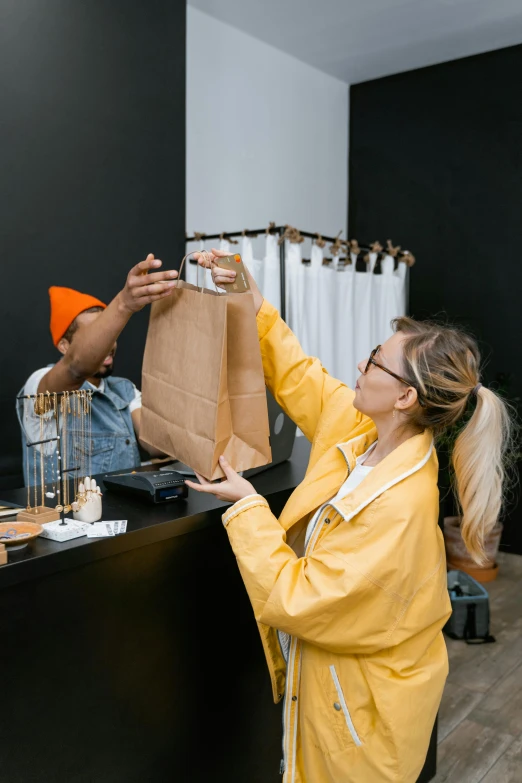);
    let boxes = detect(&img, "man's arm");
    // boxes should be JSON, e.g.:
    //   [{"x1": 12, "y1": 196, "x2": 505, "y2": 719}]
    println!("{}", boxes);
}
[{"x1": 38, "y1": 255, "x2": 179, "y2": 394}]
